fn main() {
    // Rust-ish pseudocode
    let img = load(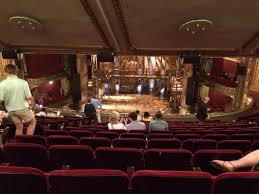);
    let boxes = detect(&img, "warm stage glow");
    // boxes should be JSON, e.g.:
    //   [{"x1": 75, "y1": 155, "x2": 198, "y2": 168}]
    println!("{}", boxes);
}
[{"x1": 101, "y1": 94, "x2": 169, "y2": 114}]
